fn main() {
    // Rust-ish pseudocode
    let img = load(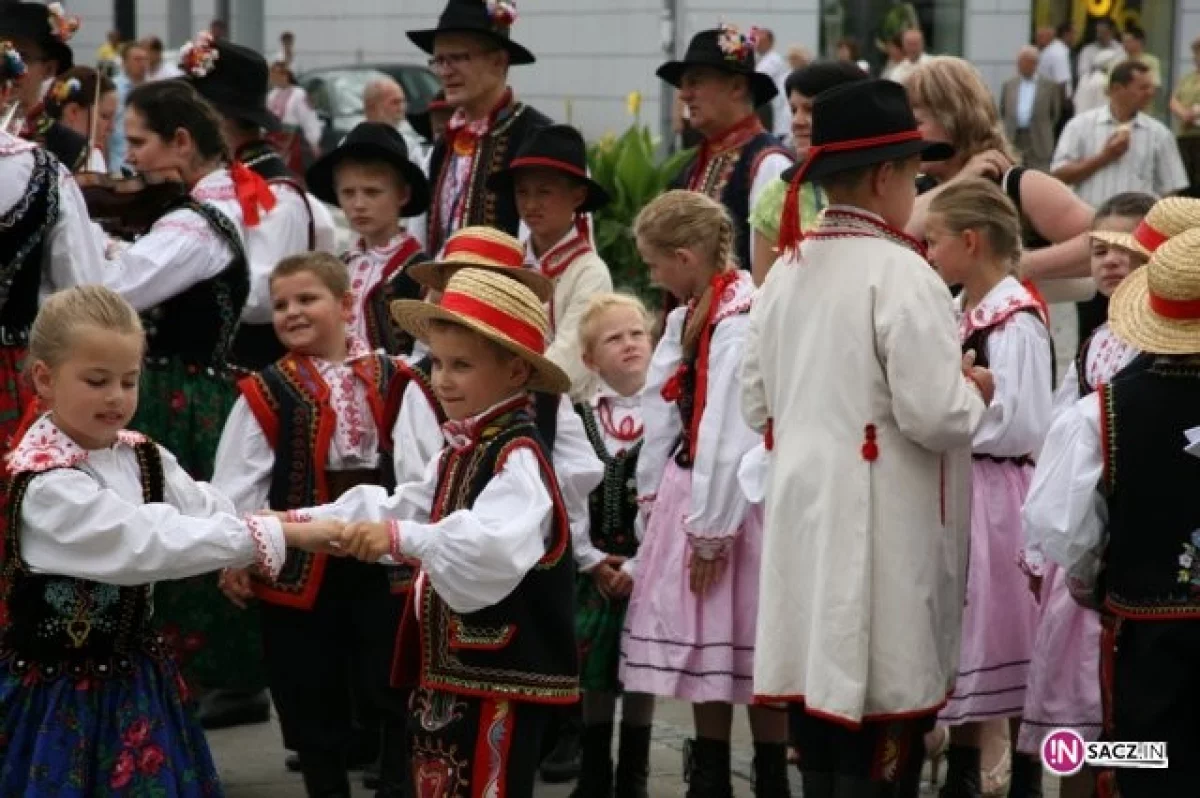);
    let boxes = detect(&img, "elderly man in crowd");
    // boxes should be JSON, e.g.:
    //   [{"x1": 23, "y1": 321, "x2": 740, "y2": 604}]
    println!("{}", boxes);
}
[
  {"x1": 1001, "y1": 45, "x2": 1064, "y2": 171},
  {"x1": 754, "y1": 27, "x2": 791, "y2": 142},
  {"x1": 362, "y1": 75, "x2": 427, "y2": 159}
]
